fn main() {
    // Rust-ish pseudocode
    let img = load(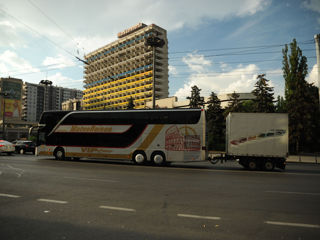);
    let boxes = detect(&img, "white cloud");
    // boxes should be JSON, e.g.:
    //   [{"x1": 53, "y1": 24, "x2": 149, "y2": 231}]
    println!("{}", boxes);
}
[
  {"x1": 169, "y1": 65, "x2": 178, "y2": 75},
  {"x1": 307, "y1": 64, "x2": 318, "y2": 84},
  {"x1": 42, "y1": 54, "x2": 76, "y2": 69},
  {"x1": 2, "y1": 0, "x2": 270, "y2": 52},
  {"x1": 303, "y1": 0, "x2": 320, "y2": 13},
  {"x1": 173, "y1": 53, "x2": 264, "y2": 99},
  {"x1": 303, "y1": 0, "x2": 320, "y2": 25},
  {"x1": 0, "y1": 50, "x2": 39, "y2": 76},
  {"x1": 182, "y1": 54, "x2": 211, "y2": 73},
  {"x1": 0, "y1": 19, "x2": 26, "y2": 48}
]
